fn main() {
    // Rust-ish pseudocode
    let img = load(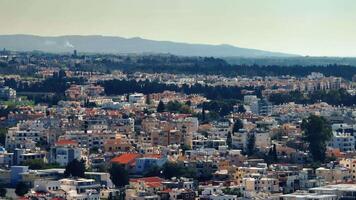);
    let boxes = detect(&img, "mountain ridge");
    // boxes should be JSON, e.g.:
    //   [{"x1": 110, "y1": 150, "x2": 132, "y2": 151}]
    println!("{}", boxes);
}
[{"x1": 0, "y1": 34, "x2": 299, "y2": 57}]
